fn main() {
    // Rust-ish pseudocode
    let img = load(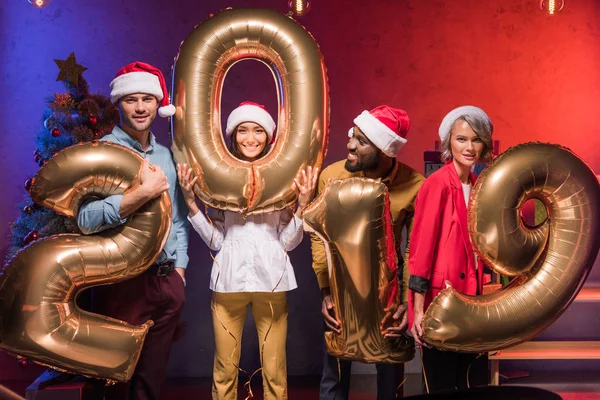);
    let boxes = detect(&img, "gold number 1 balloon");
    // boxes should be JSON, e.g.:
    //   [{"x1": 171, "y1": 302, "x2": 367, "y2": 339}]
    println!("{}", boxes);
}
[
  {"x1": 171, "y1": 7, "x2": 329, "y2": 215},
  {"x1": 0, "y1": 142, "x2": 172, "y2": 381},
  {"x1": 304, "y1": 178, "x2": 415, "y2": 363},
  {"x1": 422, "y1": 143, "x2": 600, "y2": 352}
]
